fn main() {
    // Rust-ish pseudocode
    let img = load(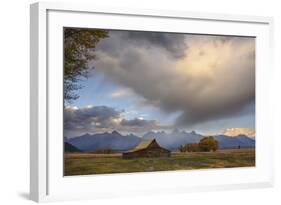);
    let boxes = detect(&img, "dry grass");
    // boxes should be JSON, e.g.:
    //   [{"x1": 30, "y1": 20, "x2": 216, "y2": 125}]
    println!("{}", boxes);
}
[
  {"x1": 64, "y1": 153, "x2": 122, "y2": 159},
  {"x1": 64, "y1": 148, "x2": 255, "y2": 176}
]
